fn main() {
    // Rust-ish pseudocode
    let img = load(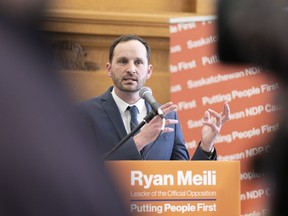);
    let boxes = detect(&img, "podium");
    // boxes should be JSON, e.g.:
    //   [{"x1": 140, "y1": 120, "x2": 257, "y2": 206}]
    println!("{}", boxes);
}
[{"x1": 105, "y1": 161, "x2": 240, "y2": 216}]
